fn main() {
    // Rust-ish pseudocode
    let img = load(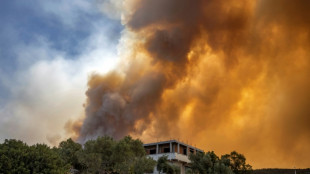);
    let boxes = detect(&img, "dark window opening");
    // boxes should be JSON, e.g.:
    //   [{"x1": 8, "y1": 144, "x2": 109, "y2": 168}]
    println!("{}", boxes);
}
[
  {"x1": 190, "y1": 149, "x2": 194, "y2": 154},
  {"x1": 150, "y1": 149, "x2": 156, "y2": 154},
  {"x1": 164, "y1": 147, "x2": 170, "y2": 153},
  {"x1": 183, "y1": 148, "x2": 187, "y2": 155}
]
